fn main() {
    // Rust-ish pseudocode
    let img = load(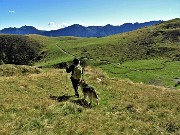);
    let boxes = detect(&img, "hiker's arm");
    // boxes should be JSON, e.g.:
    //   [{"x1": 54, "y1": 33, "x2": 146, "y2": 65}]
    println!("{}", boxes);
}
[{"x1": 66, "y1": 65, "x2": 74, "y2": 73}]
